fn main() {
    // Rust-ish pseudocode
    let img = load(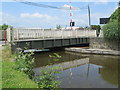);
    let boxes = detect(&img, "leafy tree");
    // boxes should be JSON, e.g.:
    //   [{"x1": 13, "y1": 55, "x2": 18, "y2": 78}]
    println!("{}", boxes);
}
[
  {"x1": 56, "y1": 25, "x2": 62, "y2": 30},
  {"x1": 109, "y1": 7, "x2": 120, "y2": 23},
  {"x1": 91, "y1": 25, "x2": 101, "y2": 30},
  {"x1": 102, "y1": 6, "x2": 120, "y2": 39},
  {"x1": 0, "y1": 26, "x2": 2, "y2": 30},
  {"x1": 78, "y1": 27, "x2": 84, "y2": 30},
  {"x1": 102, "y1": 20, "x2": 120, "y2": 39},
  {"x1": 0, "y1": 24, "x2": 13, "y2": 30},
  {"x1": 1, "y1": 24, "x2": 9, "y2": 30},
  {"x1": 91, "y1": 25, "x2": 101, "y2": 37}
]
